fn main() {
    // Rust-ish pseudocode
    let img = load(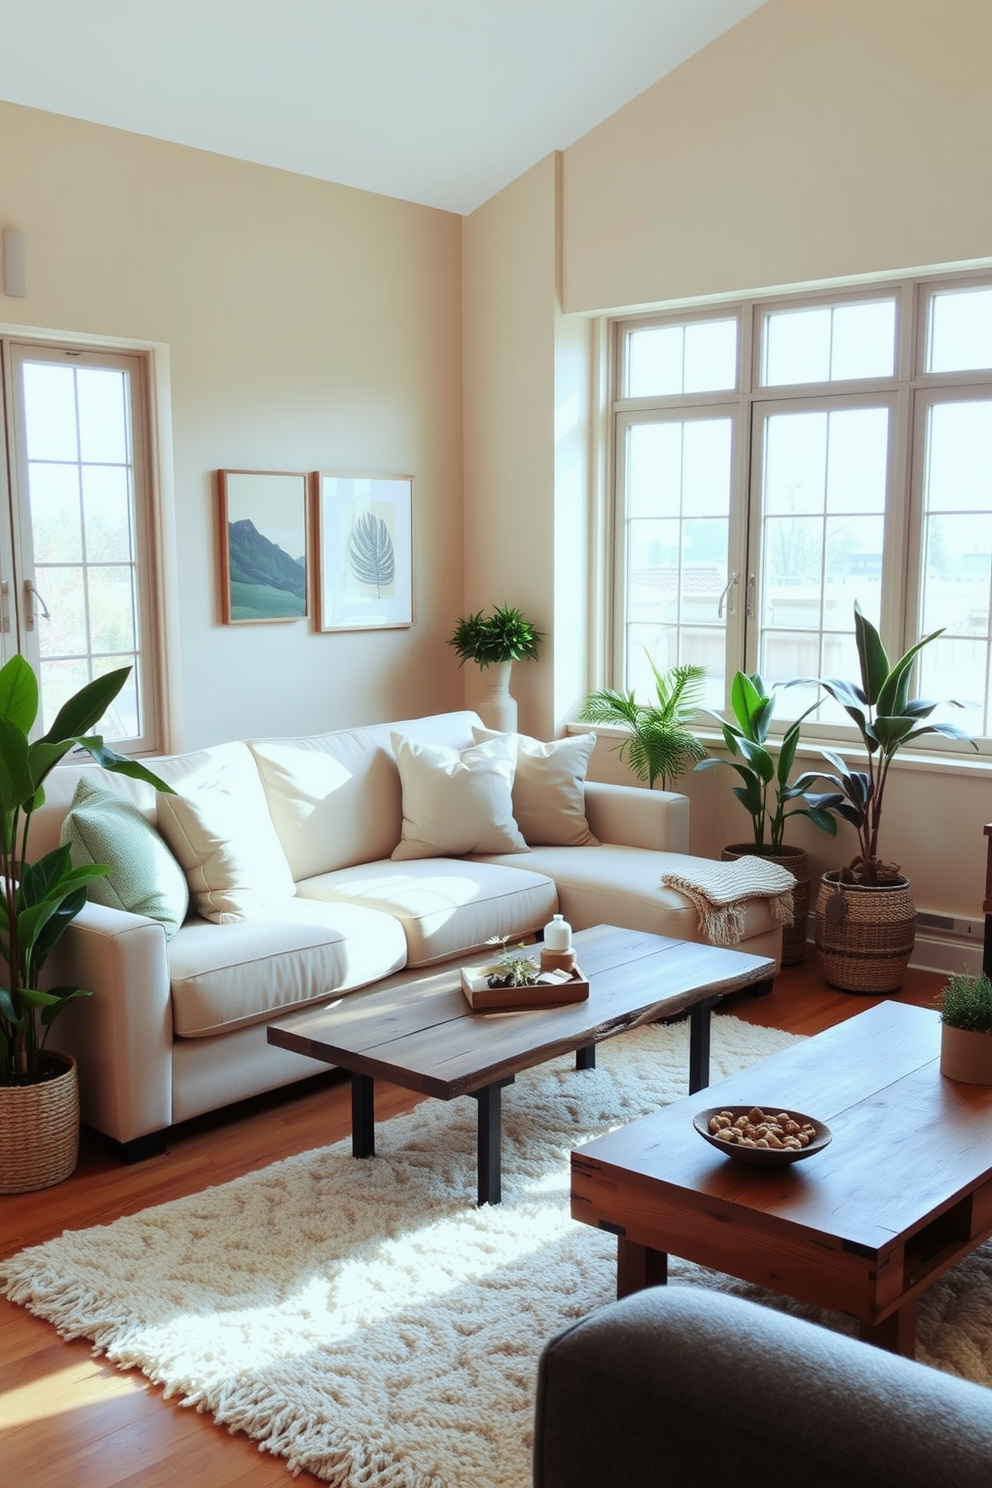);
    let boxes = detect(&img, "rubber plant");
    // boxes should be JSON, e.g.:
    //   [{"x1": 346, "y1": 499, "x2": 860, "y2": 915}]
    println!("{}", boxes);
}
[
  {"x1": 788, "y1": 602, "x2": 975, "y2": 885},
  {"x1": 0, "y1": 656, "x2": 173, "y2": 1086},
  {"x1": 578, "y1": 655, "x2": 707, "y2": 789},
  {"x1": 447, "y1": 604, "x2": 544, "y2": 668},
  {"x1": 694, "y1": 670, "x2": 838, "y2": 851}
]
